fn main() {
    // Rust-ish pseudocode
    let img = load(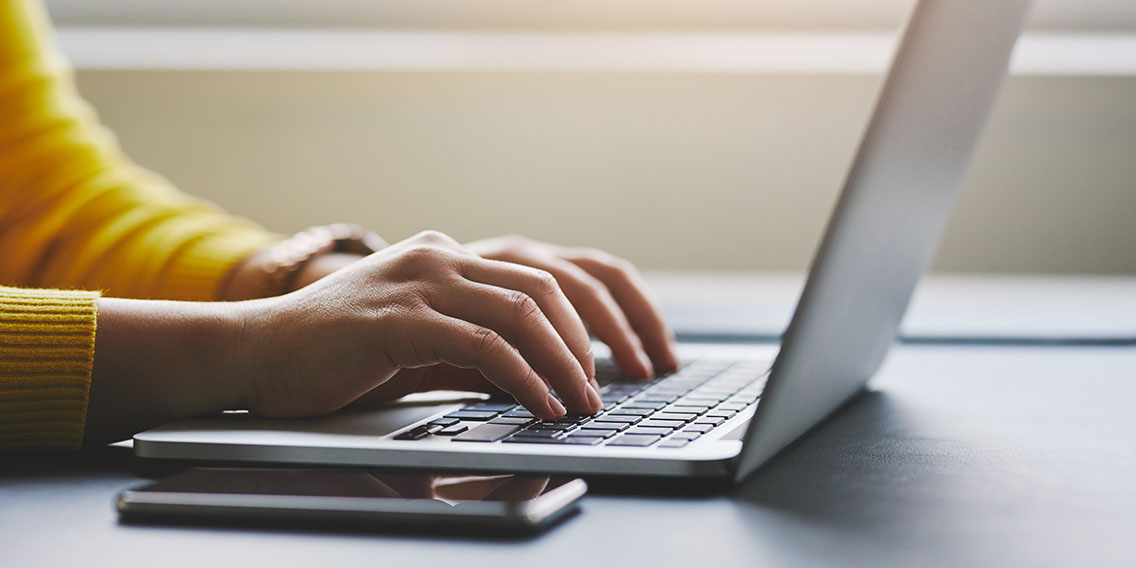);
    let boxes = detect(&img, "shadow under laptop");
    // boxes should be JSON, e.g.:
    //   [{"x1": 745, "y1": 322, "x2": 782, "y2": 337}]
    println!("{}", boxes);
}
[
  {"x1": 583, "y1": 389, "x2": 903, "y2": 498},
  {"x1": 728, "y1": 388, "x2": 978, "y2": 532}
]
